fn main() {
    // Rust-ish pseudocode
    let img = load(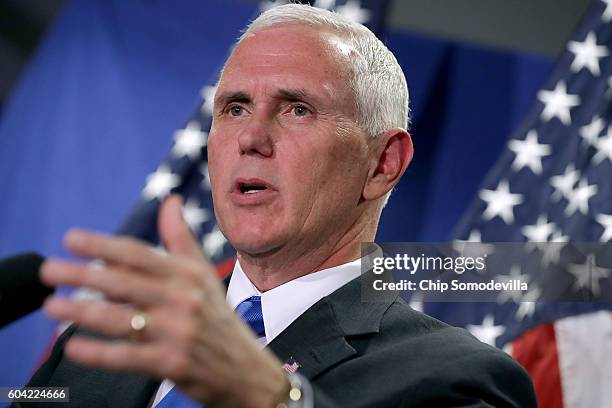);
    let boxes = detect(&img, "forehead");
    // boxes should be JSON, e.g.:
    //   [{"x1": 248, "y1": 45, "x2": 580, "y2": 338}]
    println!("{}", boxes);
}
[{"x1": 218, "y1": 25, "x2": 353, "y2": 97}]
